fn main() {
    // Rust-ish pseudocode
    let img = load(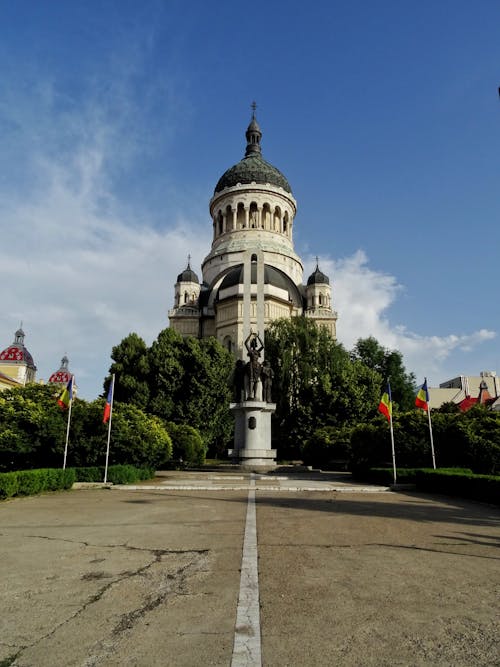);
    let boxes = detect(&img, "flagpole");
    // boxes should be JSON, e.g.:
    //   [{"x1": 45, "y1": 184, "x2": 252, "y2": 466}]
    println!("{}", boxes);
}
[
  {"x1": 389, "y1": 412, "x2": 397, "y2": 484},
  {"x1": 426, "y1": 381, "x2": 436, "y2": 468},
  {"x1": 62, "y1": 375, "x2": 74, "y2": 470},
  {"x1": 104, "y1": 374, "x2": 115, "y2": 484}
]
